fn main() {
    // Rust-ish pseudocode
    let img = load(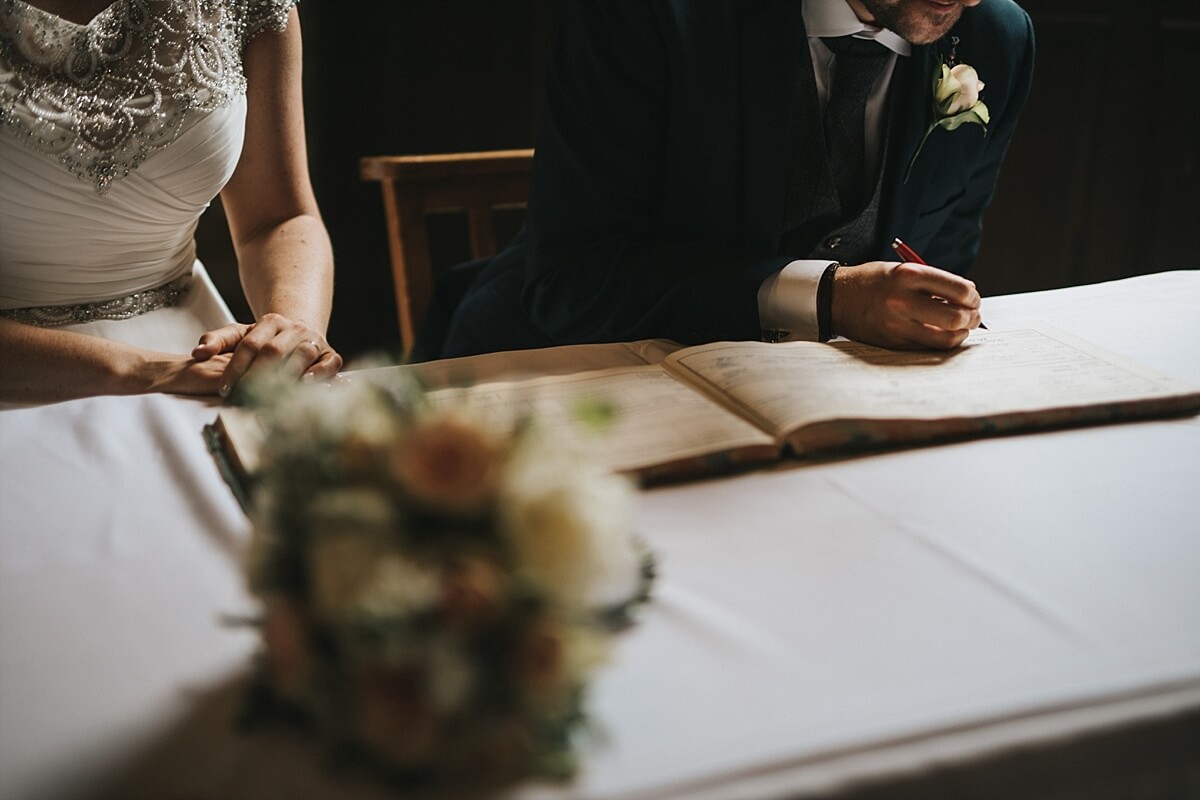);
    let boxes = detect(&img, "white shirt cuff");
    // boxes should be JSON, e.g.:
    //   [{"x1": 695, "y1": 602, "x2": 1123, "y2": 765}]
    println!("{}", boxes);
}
[{"x1": 757, "y1": 259, "x2": 837, "y2": 342}]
